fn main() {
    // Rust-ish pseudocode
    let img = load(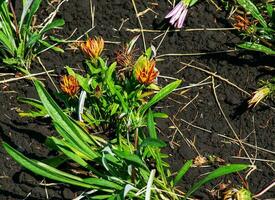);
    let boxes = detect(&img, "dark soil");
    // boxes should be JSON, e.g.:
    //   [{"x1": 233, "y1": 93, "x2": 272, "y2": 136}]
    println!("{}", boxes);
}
[{"x1": 0, "y1": 0, "x2": 274, "y2": 199}]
